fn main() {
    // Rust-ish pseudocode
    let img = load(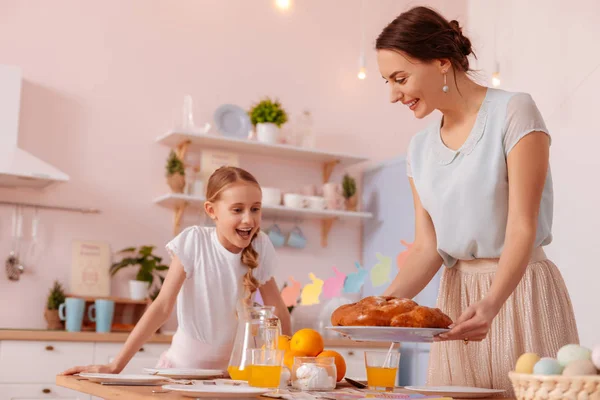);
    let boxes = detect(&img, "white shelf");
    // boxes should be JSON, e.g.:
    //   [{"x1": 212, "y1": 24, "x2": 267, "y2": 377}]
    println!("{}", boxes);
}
[
  {"x1": 156, "y1": 131, "x2": 368, "y2": 166},
  {"x1": 154, "y1": 193, "x2": 373, "y2": 221}
]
